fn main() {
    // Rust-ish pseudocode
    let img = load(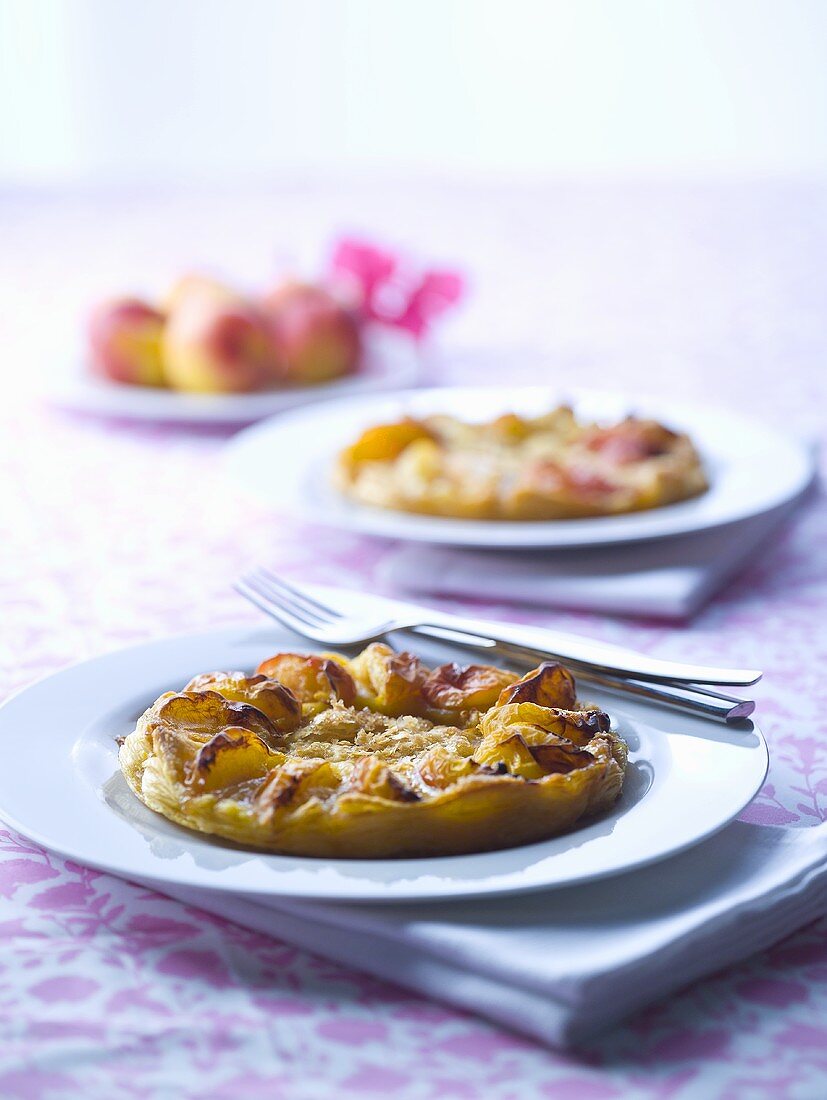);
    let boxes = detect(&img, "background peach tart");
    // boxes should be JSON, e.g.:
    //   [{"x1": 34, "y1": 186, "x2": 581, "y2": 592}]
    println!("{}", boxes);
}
[
  {"x1": 119, "y1": 645, "x2": 627, "y2": 858},
  {"x1": 335, "y1": 406, "x2": 708, "y2": 520}
]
